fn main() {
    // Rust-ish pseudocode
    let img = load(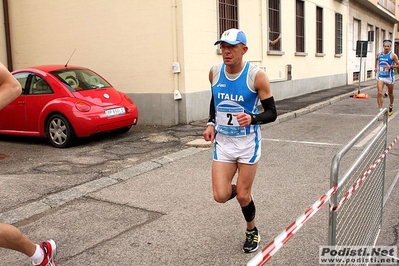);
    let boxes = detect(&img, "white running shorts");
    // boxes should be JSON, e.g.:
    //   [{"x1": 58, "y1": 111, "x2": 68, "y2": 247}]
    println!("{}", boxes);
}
[
  {"x1": 213, "y1": 130, "x2": 262, "y2": 164},
  {"x1": 377, "y1": 76, "x2": 395, "y2": 85}
]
